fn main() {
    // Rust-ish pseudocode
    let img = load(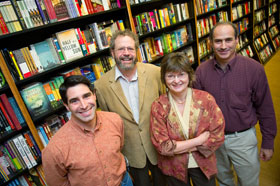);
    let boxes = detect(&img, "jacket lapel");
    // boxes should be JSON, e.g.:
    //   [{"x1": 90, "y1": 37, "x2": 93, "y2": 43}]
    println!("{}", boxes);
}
[
  {"x1": 109, "y1": 68, "x2": 133, "y2": 115},
  {"x1": 138, "y1": 64, "x2": 147, "y2": 113}
]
